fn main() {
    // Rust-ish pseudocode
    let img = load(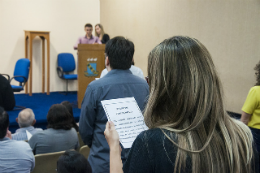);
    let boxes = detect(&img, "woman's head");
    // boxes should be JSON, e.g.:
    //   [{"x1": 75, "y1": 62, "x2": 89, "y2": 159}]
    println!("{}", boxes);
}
[
  {"x1": 144, "y1": 36, "x2": 254, "y2": 173},
  {"x1": 61, "y1": 101, "x2": 79, "y2": 131},
  {"x1": 145, "y1": 36, "x2": 222, "y2": 131},
  {"x1": 254, "y1": 61, "x2": 260, "y2": 85},
  {"x1": 61, "y1": 101, "x2": 73, "y2": 116},
  {"x1": 47, "y1": 104, "x2": 73, "y2": 130},
  {"x1": 95, "y1": 24, "x2": 104, "y2": 37}
]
